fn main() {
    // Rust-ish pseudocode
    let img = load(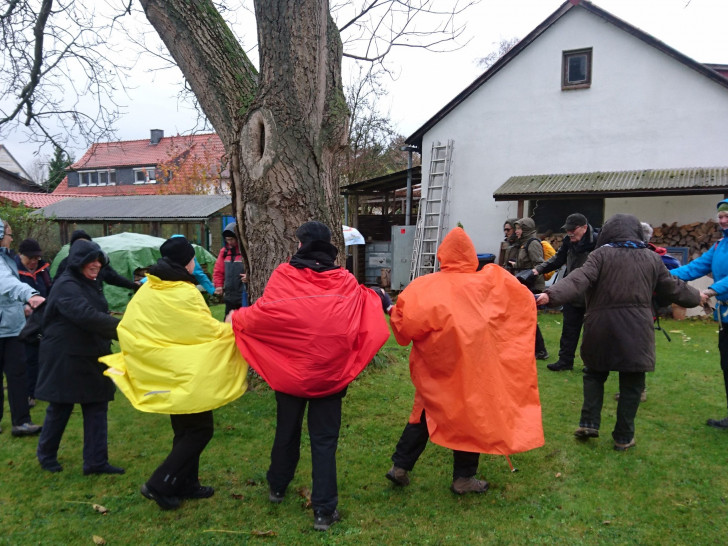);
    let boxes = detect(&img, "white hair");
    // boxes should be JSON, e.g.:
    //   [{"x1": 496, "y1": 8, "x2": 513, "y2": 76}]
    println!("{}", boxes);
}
[{"x1": 640, "y1": 222, "x2": 653, "y2": 243}]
